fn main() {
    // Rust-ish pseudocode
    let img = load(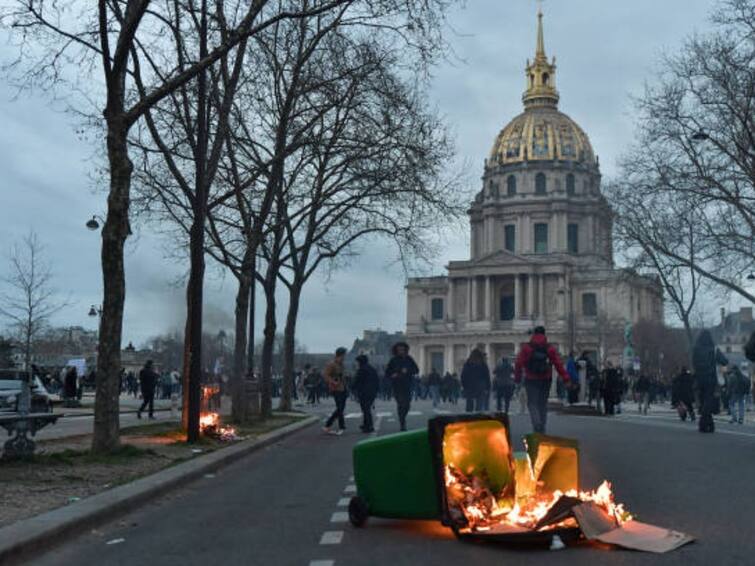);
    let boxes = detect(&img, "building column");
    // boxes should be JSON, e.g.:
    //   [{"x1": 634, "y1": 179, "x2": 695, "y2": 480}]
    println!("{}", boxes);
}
[
  {"x1": 467, "y1": 276, "x2": 474, "y2": 321},
  {"x1": 472, "y1": 276, "x2": 480, "y2": 322},
  {"x1": 538, "y1": 274, "x2": 545, "y2": 320},
  {"x1": 514, "y1": 274, "x2": 521, "y2": 319},
  {"x1": 417, "y1": 343, "x2": 426, "y2": 376},
  {"x1": 445, "y1": 343, "x2": 454, "y2": 376},
  {"x1": 485, "y1": 276, "x2": 492, "y2": 322},
  {"x1": 448, "y1": 278, "x2": 455, "y2": 322},
  {"x1": 527, "y1": 274, "x2": 536, "y2": 318},
  {"x1": 558, "y1": 274, "x2": 566, "y2": 317}
]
